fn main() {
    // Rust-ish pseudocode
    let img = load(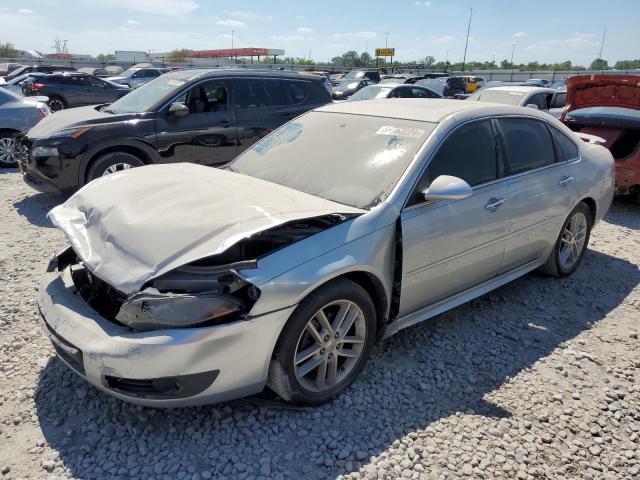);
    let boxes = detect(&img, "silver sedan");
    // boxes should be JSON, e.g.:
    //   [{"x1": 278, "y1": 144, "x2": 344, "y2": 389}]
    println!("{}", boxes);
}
[{"x1": 38, "y1": 99, "x2": 614, "y2": 406}]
